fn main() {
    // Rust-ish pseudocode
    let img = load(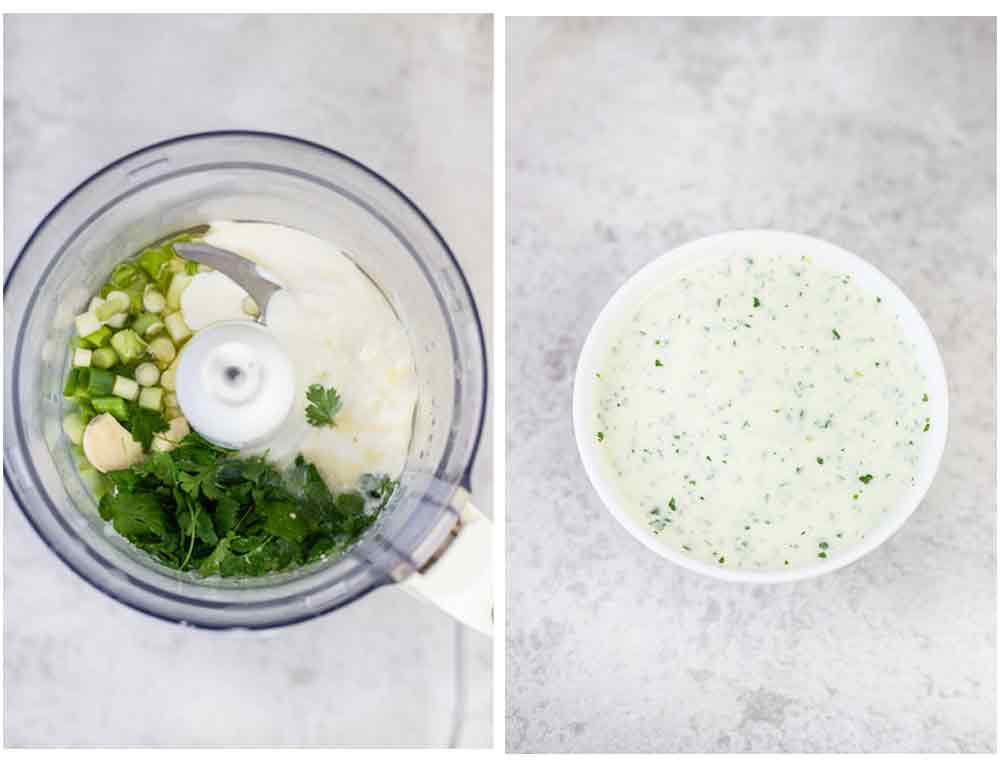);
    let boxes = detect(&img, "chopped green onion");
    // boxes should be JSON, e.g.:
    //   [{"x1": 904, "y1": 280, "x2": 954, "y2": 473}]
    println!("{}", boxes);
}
[
  {"x1": 88, "y1": 368, "x2": 116, "y2": 397},
  {"x1": 160, "y1": 362, "x2": 178, "y2": 391},
  {"x1": 91, "y1": 347, "x2": 119, "y2": 368},
  {"x1": 143, "y1": 286, "x2": 166, "y2": 313},
  {"x1": 110, "y1": 263, "x2": 139, "y2": 289},
  {"x1": 110, "y1": 329, "x2": 146, "y2": 363},
  {"x1": 134, "y1": 362, "x2": 160, "y2": 387},
  {"x1": 138, "y1": 386, "x2": 164, "y2": 411},
  {"x1": 74, "y1": 311, "x2": 102, "y2": 337},
  {"x1": 97, "y1": 291, "x2": 131, "y2": 320},
  {"x1": 62, "y1": 414, "x2": 86, "y2": 446},
  {"x1": 83, "y1": 326, "x2": 113, "y2": 348},
  {"x1": 91, "y1": 396, "x2": 130, "y2": 422},
  {"x1": 78, "y1": 467, "x2": 108, "y2": 499},
  {"x1": 112, "y1": 376, "x2": 139, "y2": 401},
  {"x1": 164, "y1": 311, "x2": 191, "y2": 343},
  {"x1": 132, "y1": 313, "x2": 162, "y2": 337},
  {"x1": 72, "y1": 348, "x2": 93, "y2": 368},
  {"x1": 137, "y1": 247, "x2": 172, "y2": 281},
  {"x1": 148, "y1": 336, "x2": 176, "y2": 365},
  {"x1": 63, "y1": 368, "x2": 82, "y2": 398},
  {"x1": 165, "y1": 274, "x2": 192, "y2": 311}
]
